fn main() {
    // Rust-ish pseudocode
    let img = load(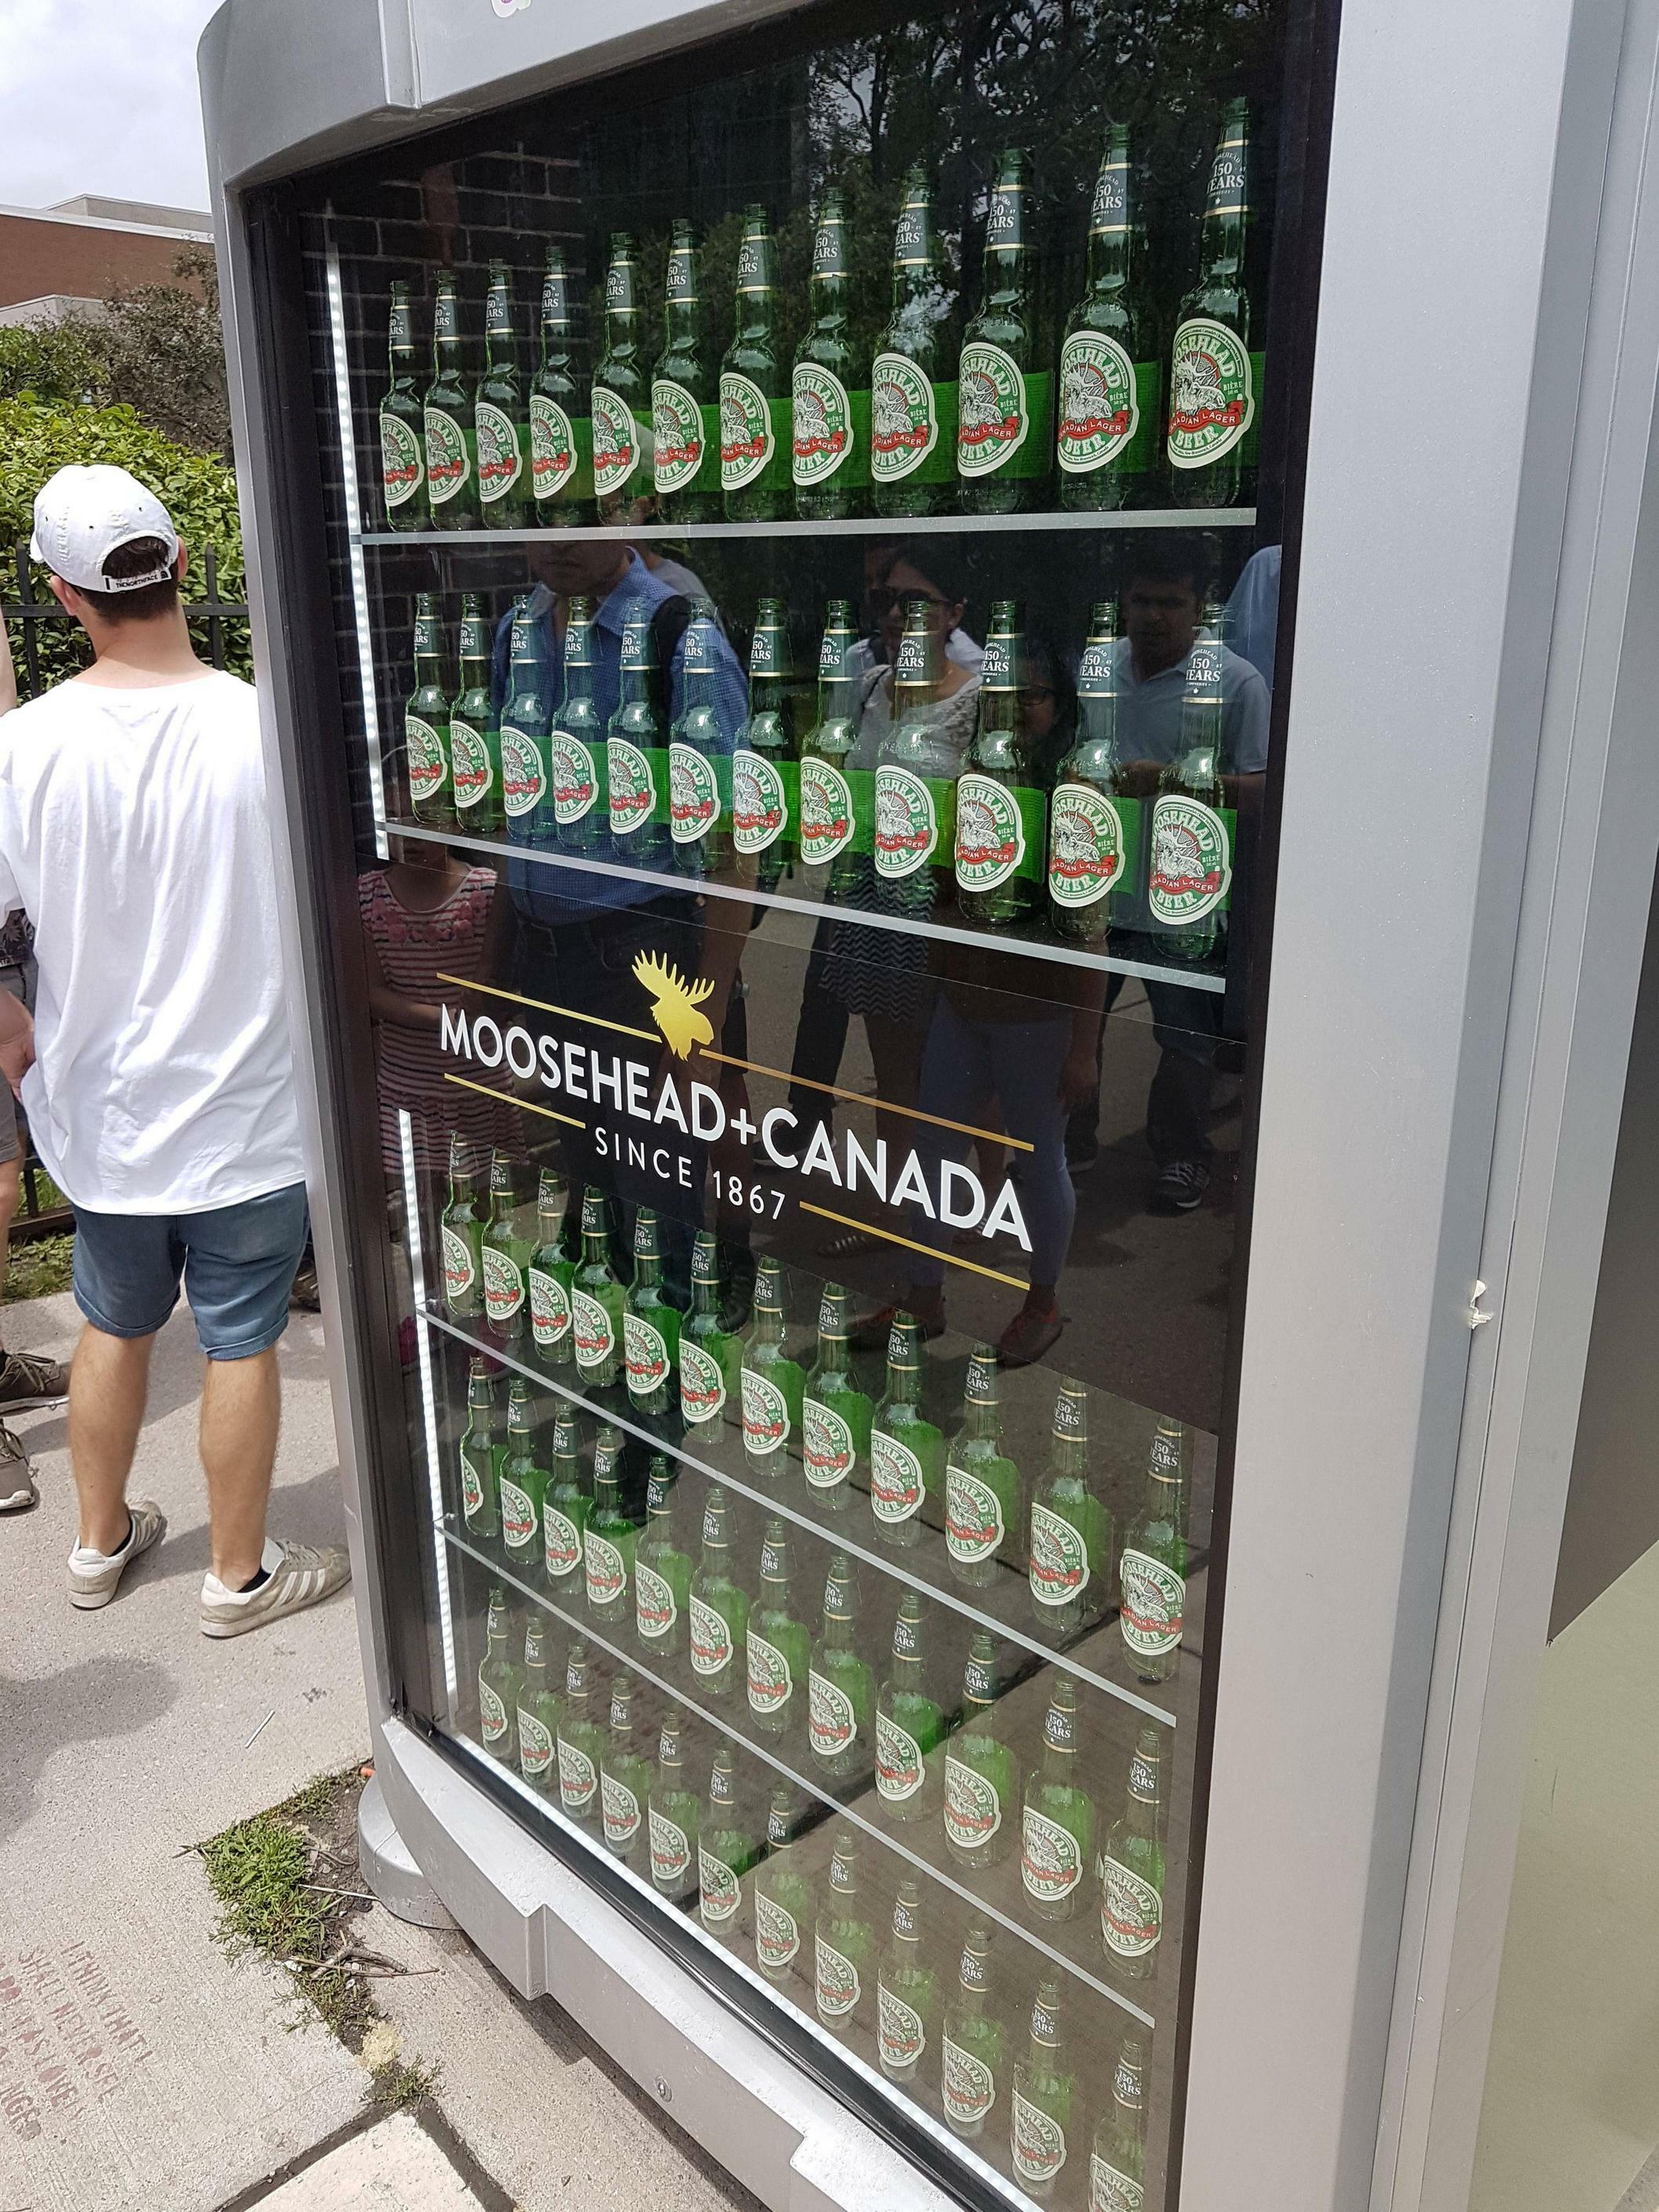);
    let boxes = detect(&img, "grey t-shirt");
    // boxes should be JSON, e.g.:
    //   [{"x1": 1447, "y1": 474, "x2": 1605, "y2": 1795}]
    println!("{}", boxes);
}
[{"x1": 1113, "y1": 636, "x2": 1271, "y2": 774}]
